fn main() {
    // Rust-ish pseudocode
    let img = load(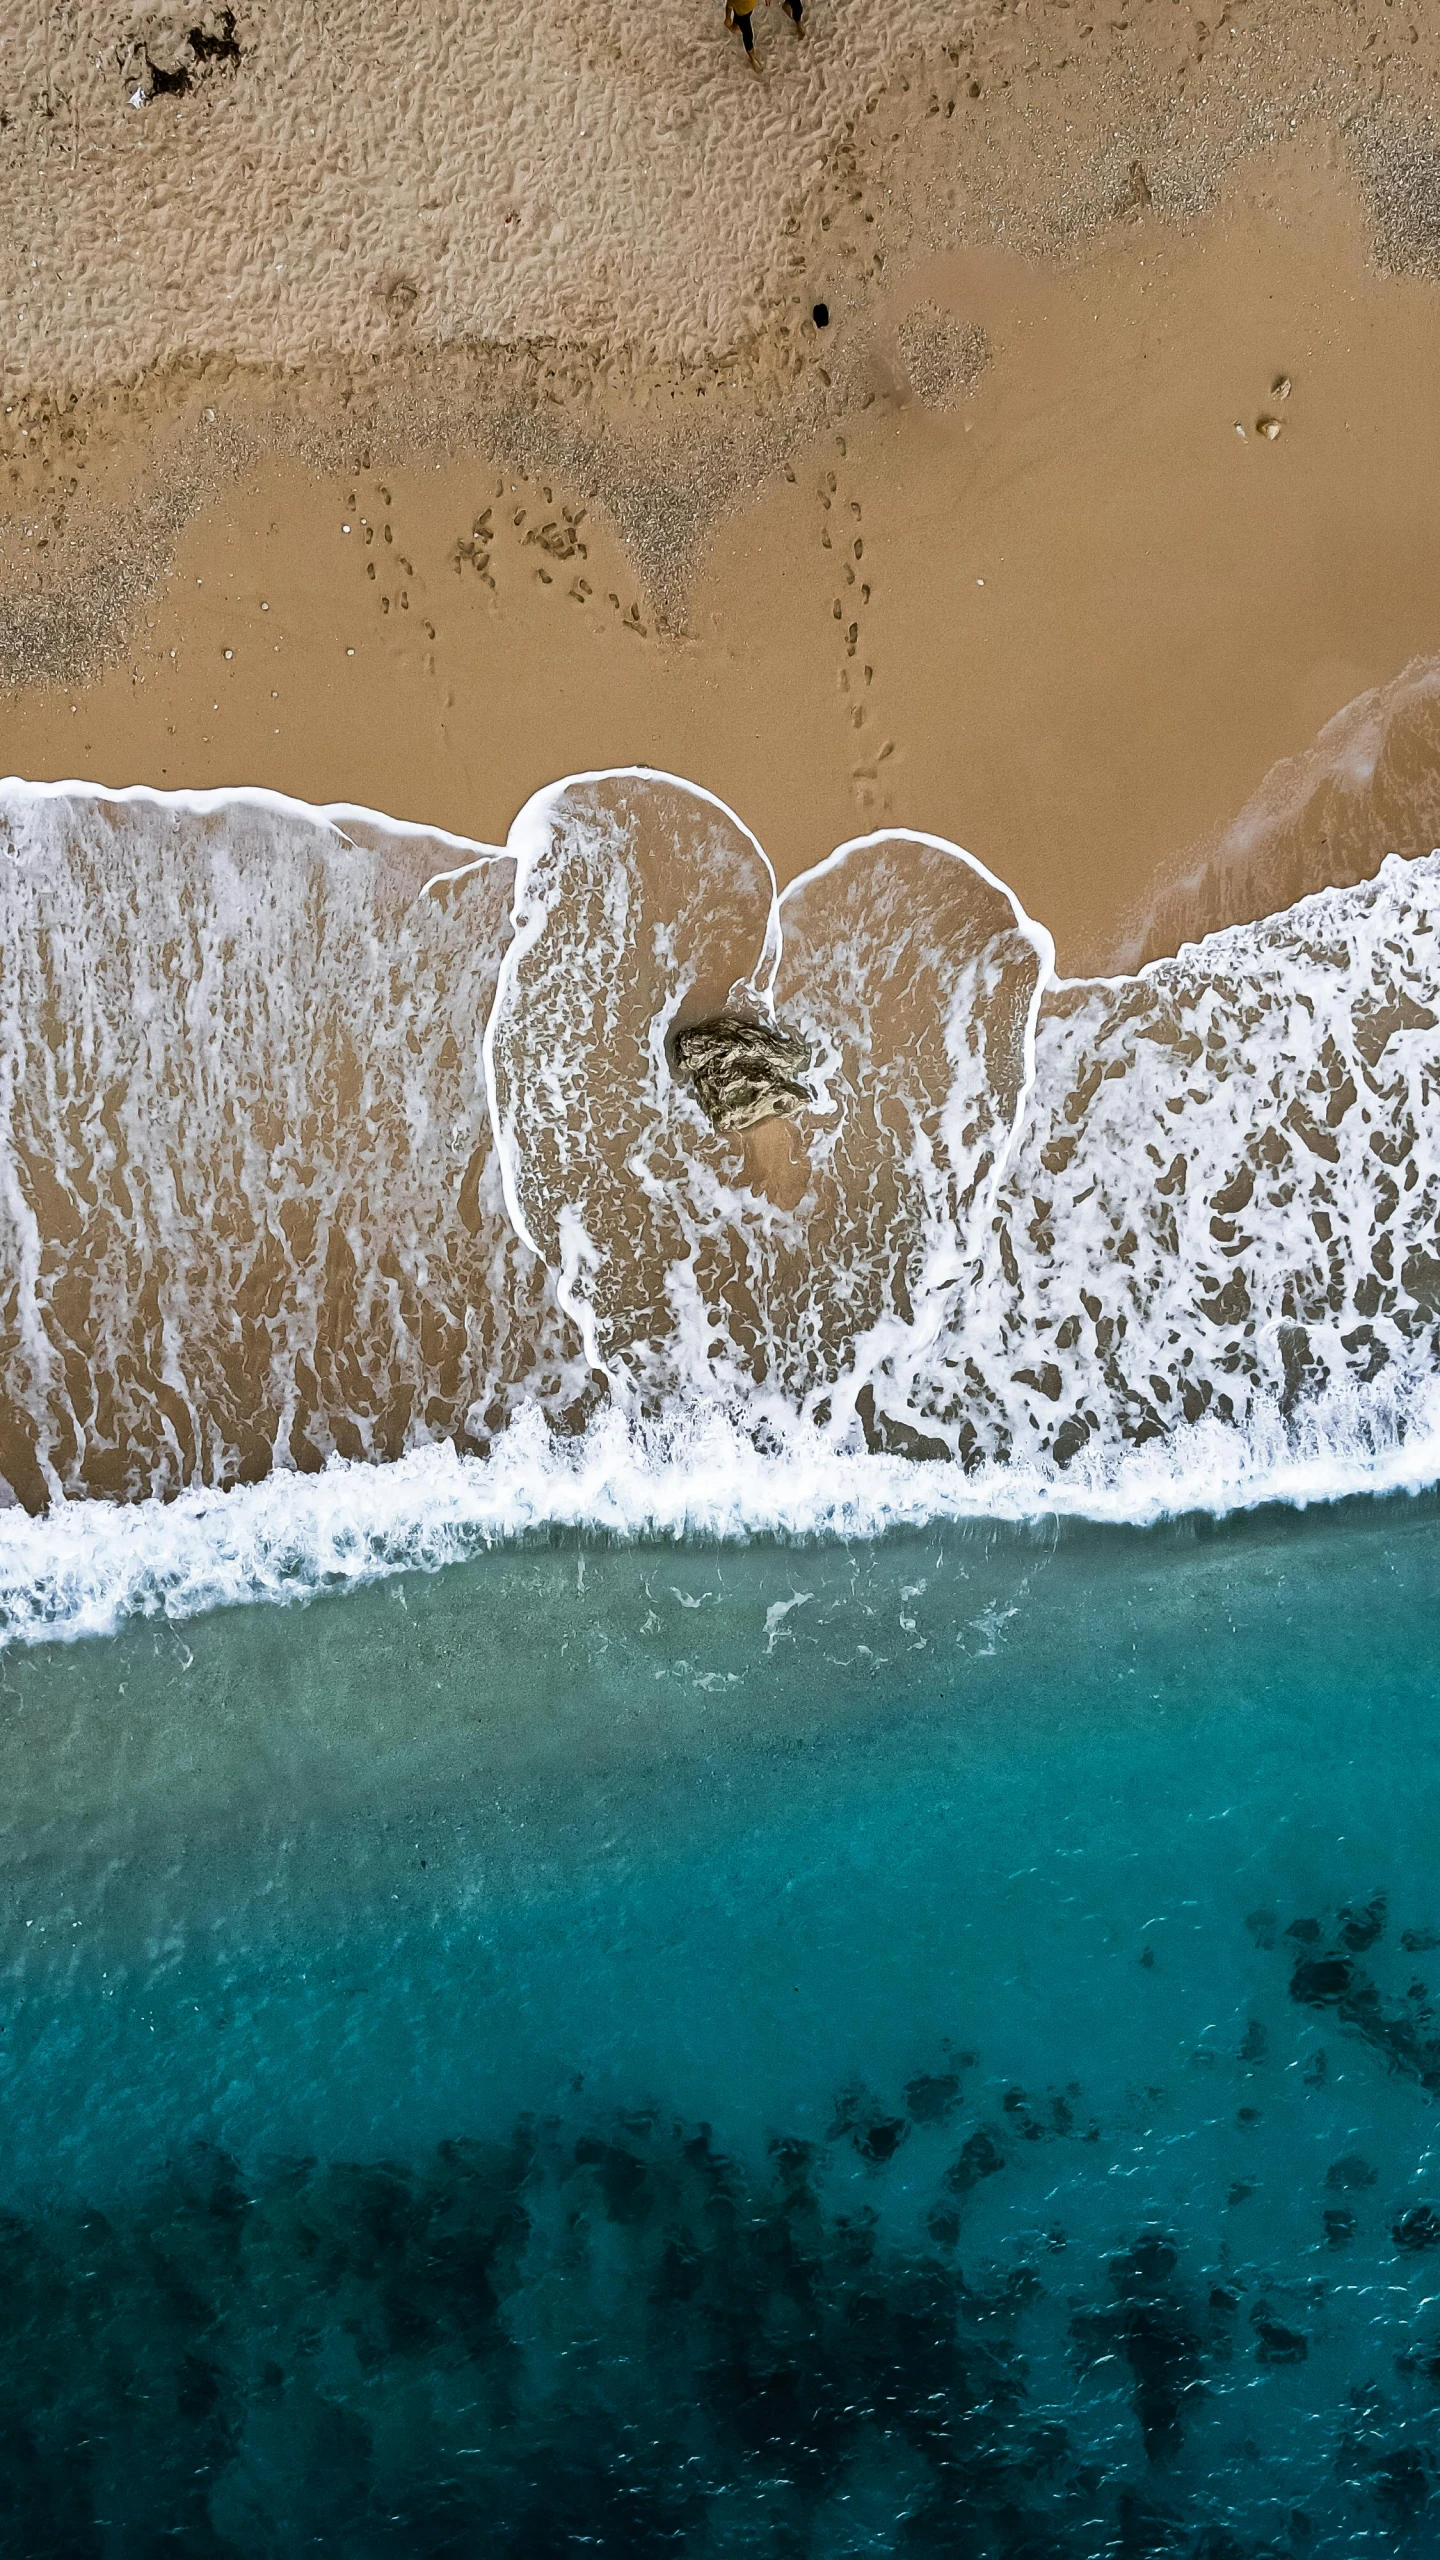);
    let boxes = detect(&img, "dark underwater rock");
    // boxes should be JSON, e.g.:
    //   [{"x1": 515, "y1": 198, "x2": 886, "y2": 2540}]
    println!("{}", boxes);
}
[
  {"x1": 904, "y1": 2070, "x2": 962, "y2": 2127},
  {"x1": 1252, "y1": 2311, "x2": 1309, "y2": 2365},
  {"x1": 671, "y1": 1015, "x2": 813, "y2": 1134}
]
